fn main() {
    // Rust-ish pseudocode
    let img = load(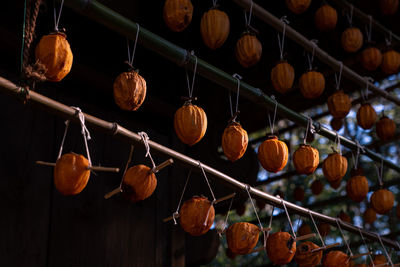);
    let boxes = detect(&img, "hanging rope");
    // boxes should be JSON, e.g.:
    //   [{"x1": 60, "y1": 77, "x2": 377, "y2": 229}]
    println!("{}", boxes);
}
[
  {"x1": 377, "y1": 234, "x2": 394, "y2": 266},
  {"x1": 277, "y1": 16, "x2": 289, "y2": 60},
  {"x1": 335, "y1": 62, "x2": 343, "y2": 90},
  {"x1": 245, "y1": 185, "x2": 267, "y2": 247},
  {"x1": 229, "y1": 73, "x2": 242, "y2": 122},
  {"x1": 361, "y1": 77, "x2": 374, "y2": 101},
  {"x1": 172, "y1": 169, "x2": 192, "y2": 225},
  {"x1": 375, "y1": 159, "x2": 384, "y2": 187},
  {"x1": 126, "y1": 23, "x2": 140, "y2": 69},
  {"x1": 244, "y1": 0, "x2": 254, "y2": 27},
  {"x1": 185, "y1": 51, "x2": 198, "y2": 101},
  {"x1": 57, "y1": 120, "x2": 70, "y2": 159},
  {"x1": 266, "y1": 206, "x2": 275, "y2": 241},
  {"x1": 138, "y1": 132, "x2": 156, "y2": 171},
  {"x1": 268, "y1": 95, "x2": 278, "y2": 135},
  {"x1": 217, "y1": 194, "x2": 235, "y2": 237},
  {"x1": 119, "y1": 145, "x2": 135, "y2": 189},
  {"x1": 357, "y1": 227, "x2": 375, "y2": 265},
  {"x1": 365, "y1": 15, "x2": 373, "y2": 43},
  {"x1": 72, "y1": 107, "x2": 92, "y2": 166},
  {"x1": 53, "y1": 0, "x2": 65, "y2": 32},
  {"x1": 309, "y1": 211, "x2": 326, "y2": 248},
  {"x1": 280, "y1": 197, "x2": 297, "y2": 239},
  {"x1": 346, "y1": 4, "x2": 354, "y2": 27},
  {"x1": 21, "y1": 0, "x2": 46, "y2": 84},
  {"x1": 307, "y1": 39, "x2": 318, "y2": 70},
  {"x1": 335, "y1": 219, "x2": 353, "y2": 257},
  {"x1": 212, "y1": 0, "x2": 218, "y2": 8},
  {"x1": 303, "y1": 116, "x2": 315, "y2": 144}
]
